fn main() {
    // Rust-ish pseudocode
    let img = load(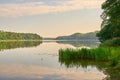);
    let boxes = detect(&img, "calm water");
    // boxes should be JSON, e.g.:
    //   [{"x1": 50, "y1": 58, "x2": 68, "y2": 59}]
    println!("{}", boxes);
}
[{"x1": 0, "y1": 40, "x2": 107, "y2": 80}]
